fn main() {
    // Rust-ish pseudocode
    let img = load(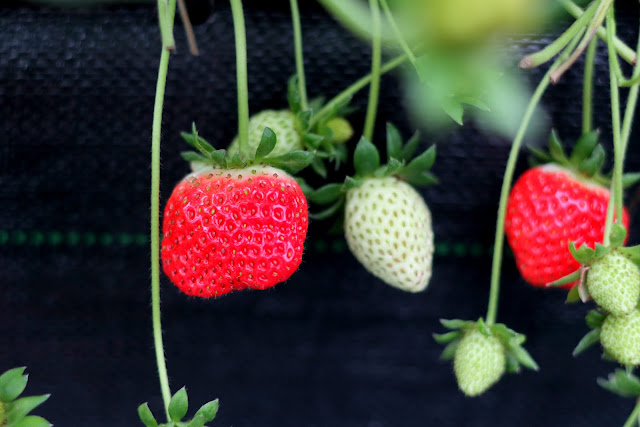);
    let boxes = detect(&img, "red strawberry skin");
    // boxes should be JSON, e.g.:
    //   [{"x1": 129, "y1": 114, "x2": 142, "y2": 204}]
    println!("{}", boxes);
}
[
  {"x1": 505, "y1": 165, "x2": 629, "y2": 288},
  {"x1": 161, "y1": 166, "x2": 308, "y2": 297}
]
